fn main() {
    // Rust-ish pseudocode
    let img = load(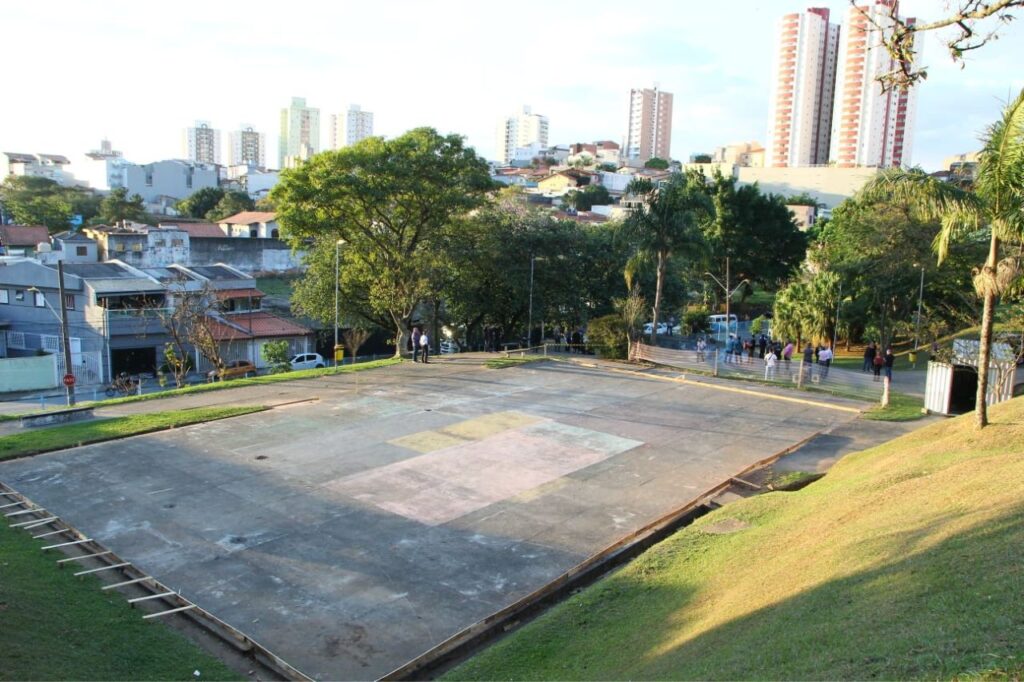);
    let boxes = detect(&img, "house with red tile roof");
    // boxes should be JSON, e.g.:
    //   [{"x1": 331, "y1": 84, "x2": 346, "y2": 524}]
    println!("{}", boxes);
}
[
  {"x1": 0, "y1": 225, "x2": 50, "y2": 256},
  {"x1": 218, "y1": 211, "x2": 280, "y2": 239}
]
